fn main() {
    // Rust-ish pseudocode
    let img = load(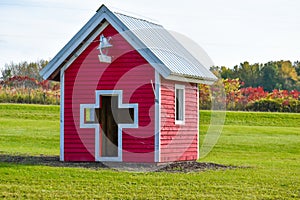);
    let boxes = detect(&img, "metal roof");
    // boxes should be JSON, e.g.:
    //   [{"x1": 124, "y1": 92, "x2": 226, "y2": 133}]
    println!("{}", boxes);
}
[
  {"x1": 40, "y1": 5, "x2": 217, "y2": 84},
  {"x1": 114, "y1": 13, "x2": 217, "y2": 82}
]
